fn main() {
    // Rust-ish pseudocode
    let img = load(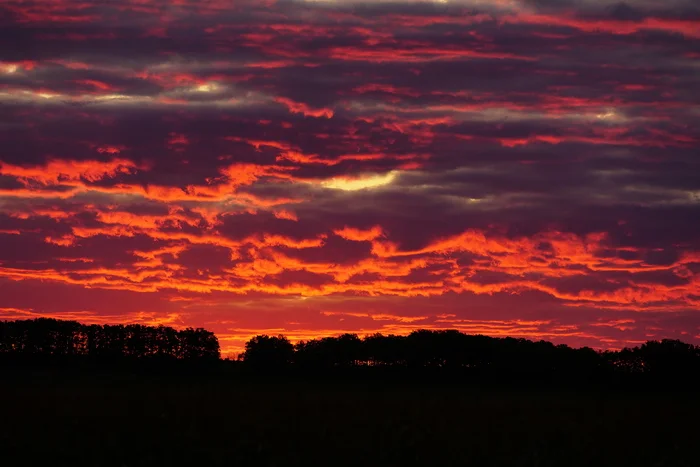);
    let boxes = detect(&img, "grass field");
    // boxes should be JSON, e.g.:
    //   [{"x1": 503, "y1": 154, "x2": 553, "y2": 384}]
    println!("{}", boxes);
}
[{"x1": 2, "y1": 372, "x2": 698, "y2": 467}]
